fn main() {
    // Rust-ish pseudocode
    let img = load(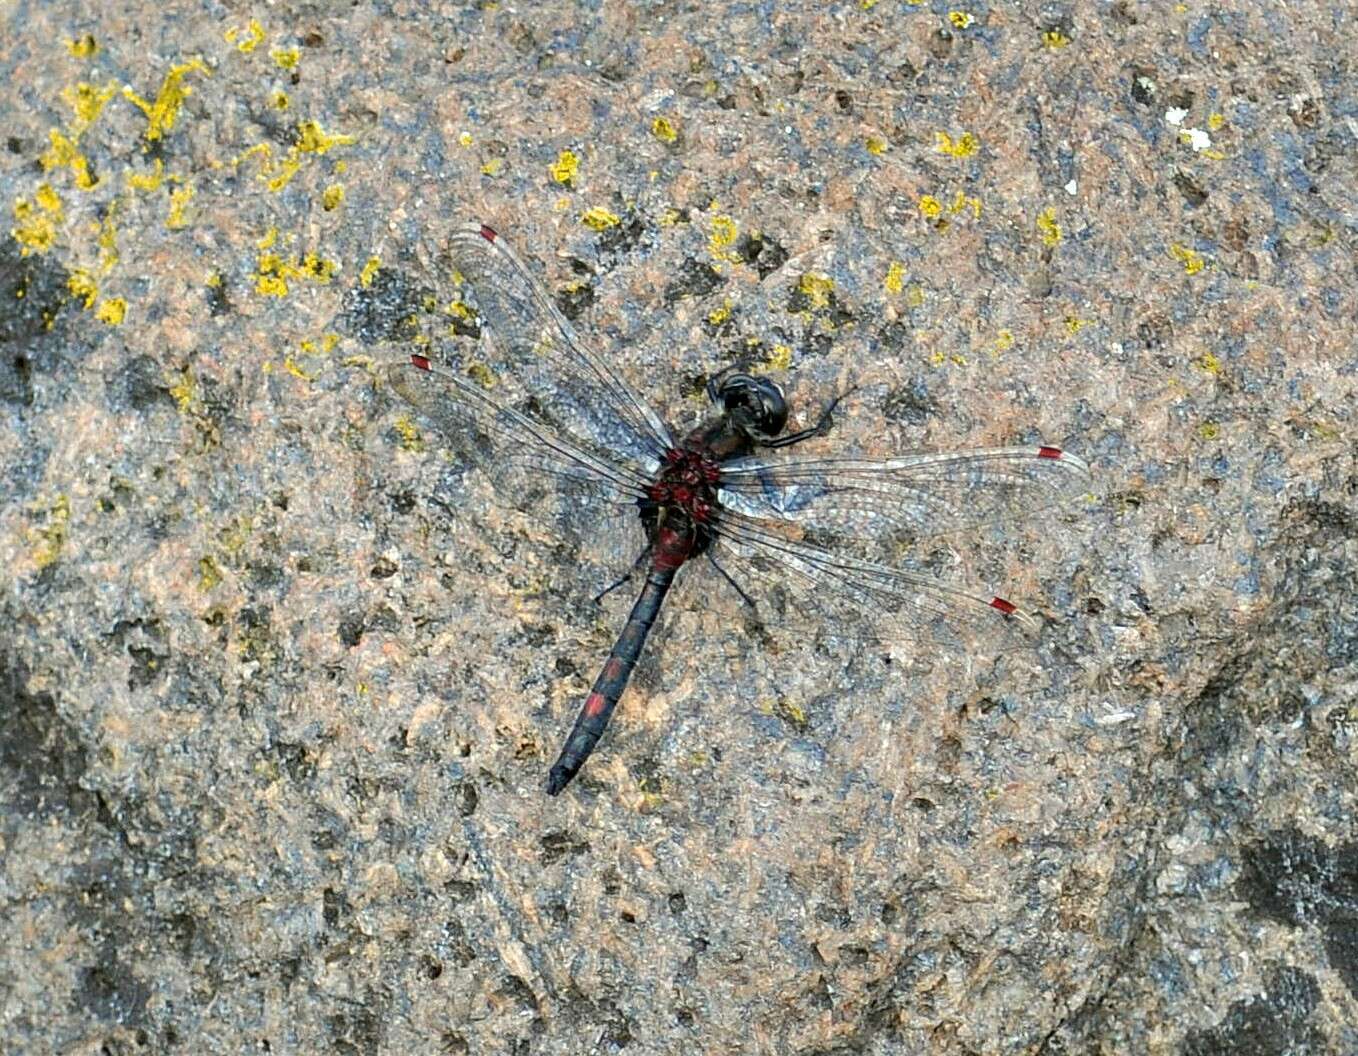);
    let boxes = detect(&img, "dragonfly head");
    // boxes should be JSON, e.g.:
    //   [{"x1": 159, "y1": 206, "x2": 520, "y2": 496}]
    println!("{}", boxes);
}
[{"x1": 715, "y1": 373, "x2": 788, "y2": 440}]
